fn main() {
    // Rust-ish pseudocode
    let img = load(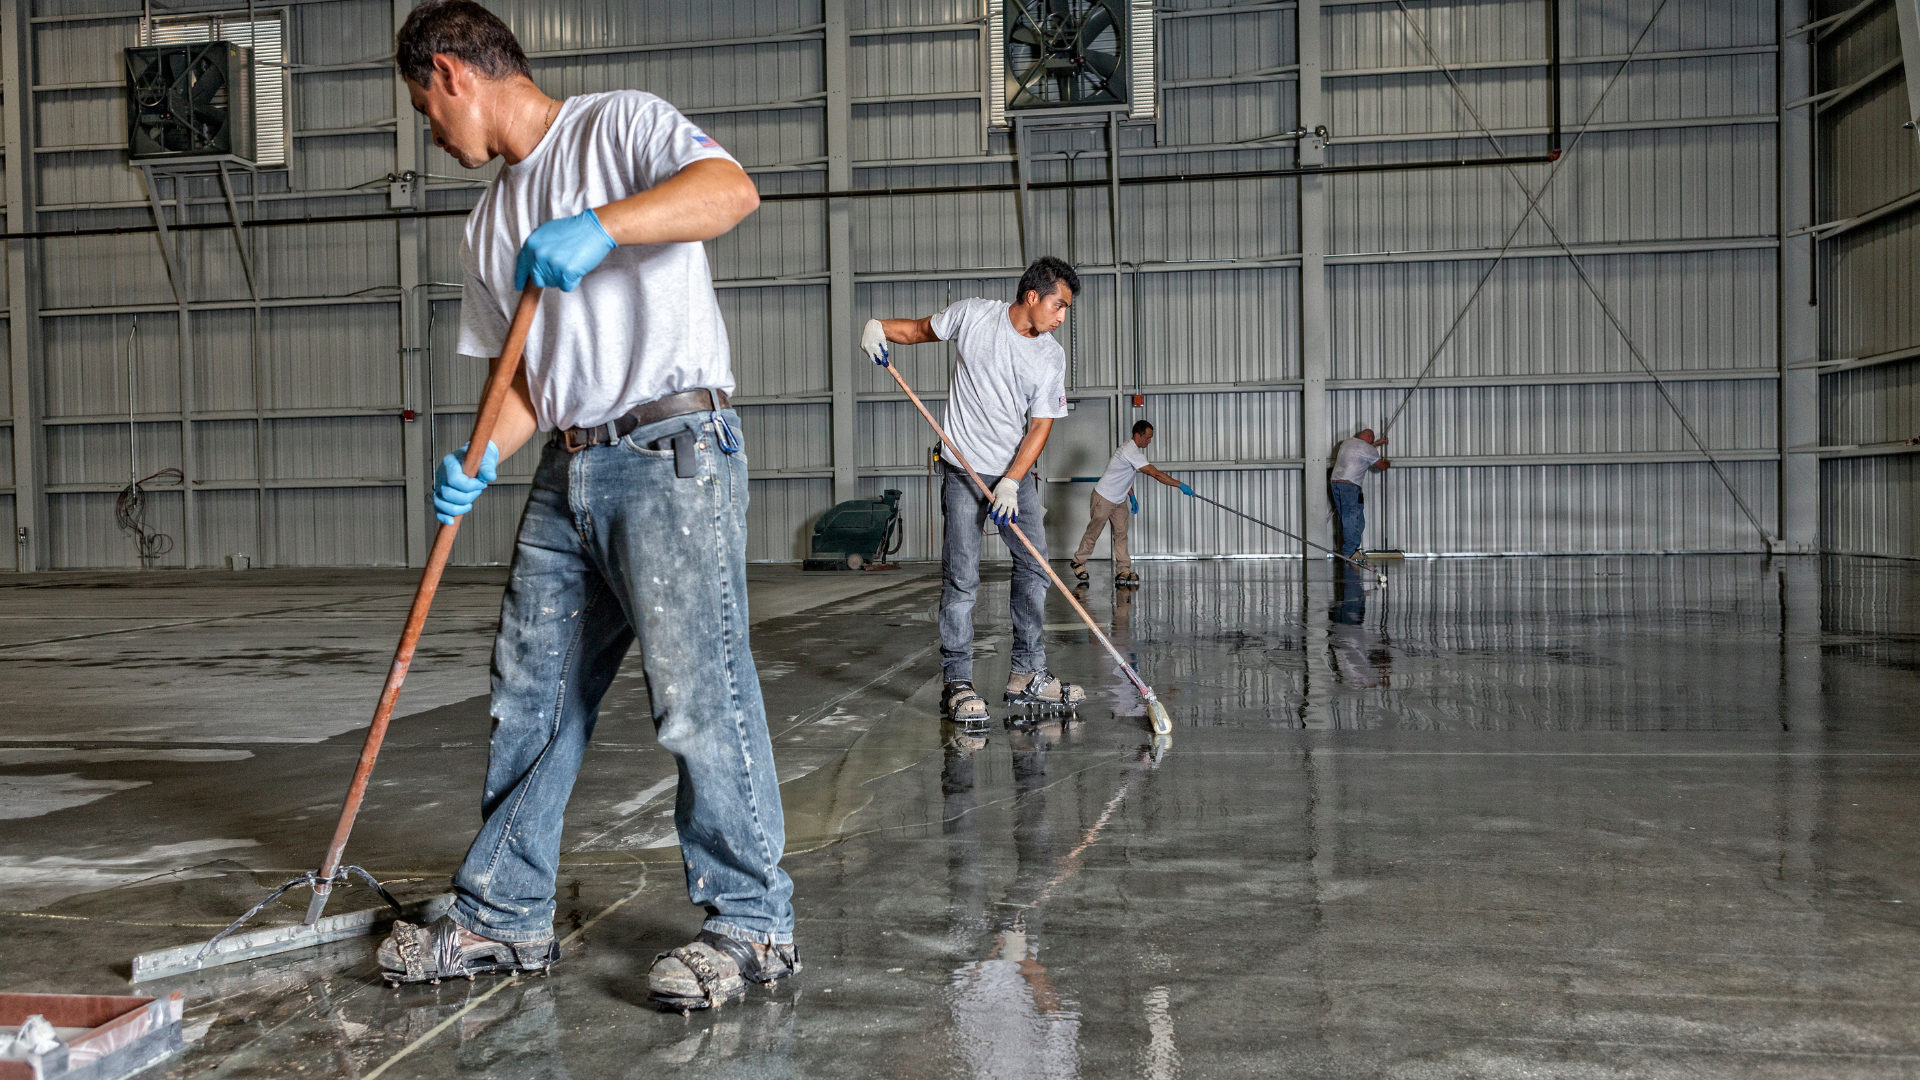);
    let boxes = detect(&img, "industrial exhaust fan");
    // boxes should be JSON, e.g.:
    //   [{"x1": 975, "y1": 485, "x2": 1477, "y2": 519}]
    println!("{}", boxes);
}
[
  {"x1": 125, "y1": 42, "x2": 255, "y2": 162},
  {"x1": 1005, "y1": 0, "x2": 1131, "y2": 112}
]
